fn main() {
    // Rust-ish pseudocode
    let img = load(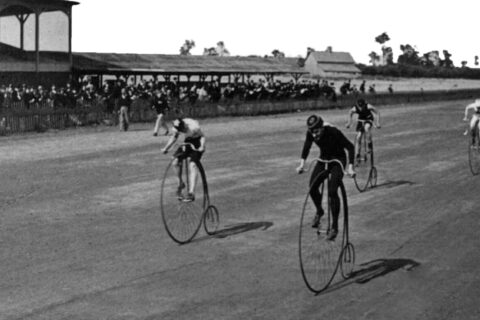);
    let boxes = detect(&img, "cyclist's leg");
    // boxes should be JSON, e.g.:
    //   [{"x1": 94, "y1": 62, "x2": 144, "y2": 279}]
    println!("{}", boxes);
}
[
  {"x1": 472, "y1": 115, "x2": 480, "y2": 145},
  {"x1": 309, "y1": 162, "x2": 328, "y2": 216},
  {"x1": 328, "y1": 164, "x2": 344, "y2": 233},
  {"x1": 364, "y1": 122, "x2": 373, "y2": 152},
  {"x1": 186, "y1": 150, "x2": 204, "y2": 197},
  {"x1": 355, "y1": 131, "x2": 363, "y2": 159}
]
